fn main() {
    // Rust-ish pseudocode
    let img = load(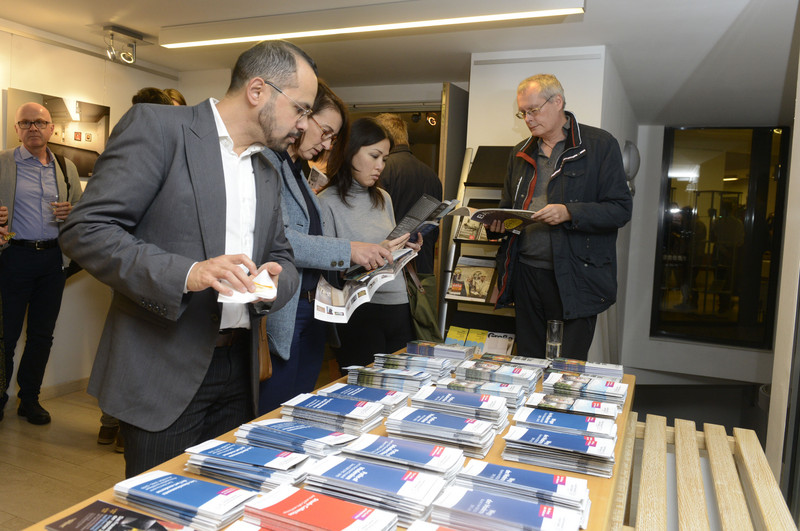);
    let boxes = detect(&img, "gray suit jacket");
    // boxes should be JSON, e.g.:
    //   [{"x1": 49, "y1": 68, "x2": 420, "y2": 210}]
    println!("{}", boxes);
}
[
  {"x1": 59, "y1": 101, "x2": 298, "y2": 431},
  {"x1": 262, "y1": 149, "x2": 350, "y2": 360}
]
